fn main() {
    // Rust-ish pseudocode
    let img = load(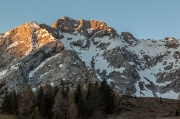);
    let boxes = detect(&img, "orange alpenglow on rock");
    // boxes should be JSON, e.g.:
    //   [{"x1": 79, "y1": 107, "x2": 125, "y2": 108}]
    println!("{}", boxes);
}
[
  {"x1": 2, "y1": 21, "x2": 62, "y2": 58},
  {"x1": 3, "y1": 22, "x2": 32, "y2": 58},
  {"x1": 52, "y1": 16, "x2": 116, "y2": 38},
  {"x1": 169, "y1": 37, "x2": 174, "y2": 42}
]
